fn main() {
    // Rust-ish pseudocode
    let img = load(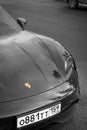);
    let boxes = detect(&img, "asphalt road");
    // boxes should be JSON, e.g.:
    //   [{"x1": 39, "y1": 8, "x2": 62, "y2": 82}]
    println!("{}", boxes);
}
[{"x1": 0, "y1": 0, "x2": 87, "y2": 129}]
